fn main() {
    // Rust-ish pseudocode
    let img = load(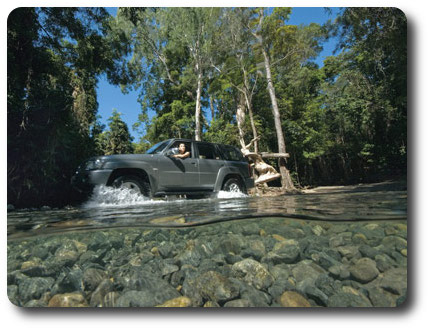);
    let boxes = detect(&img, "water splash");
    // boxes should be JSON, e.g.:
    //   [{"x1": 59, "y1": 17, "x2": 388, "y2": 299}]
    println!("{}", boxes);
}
[
  {"x1": 83, "y1": 185, "x2": 248, "y2": 208},
  {"x1": 217, "y1": 190, "x2": 249, "y2": 199},
  {"x1": 83, "y1": 185, "x2": 163, "y2": 208}
]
